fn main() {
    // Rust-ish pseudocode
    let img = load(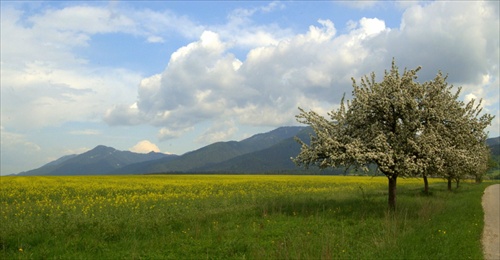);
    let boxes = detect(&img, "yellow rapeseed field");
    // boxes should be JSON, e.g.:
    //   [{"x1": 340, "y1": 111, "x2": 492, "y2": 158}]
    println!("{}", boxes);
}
[
  {"x1": 1, "y1": 175, "x2": 431, "y2": 222},
  {"x1": 1, "y1": 175, "x2": 445, "y2": 259}
]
